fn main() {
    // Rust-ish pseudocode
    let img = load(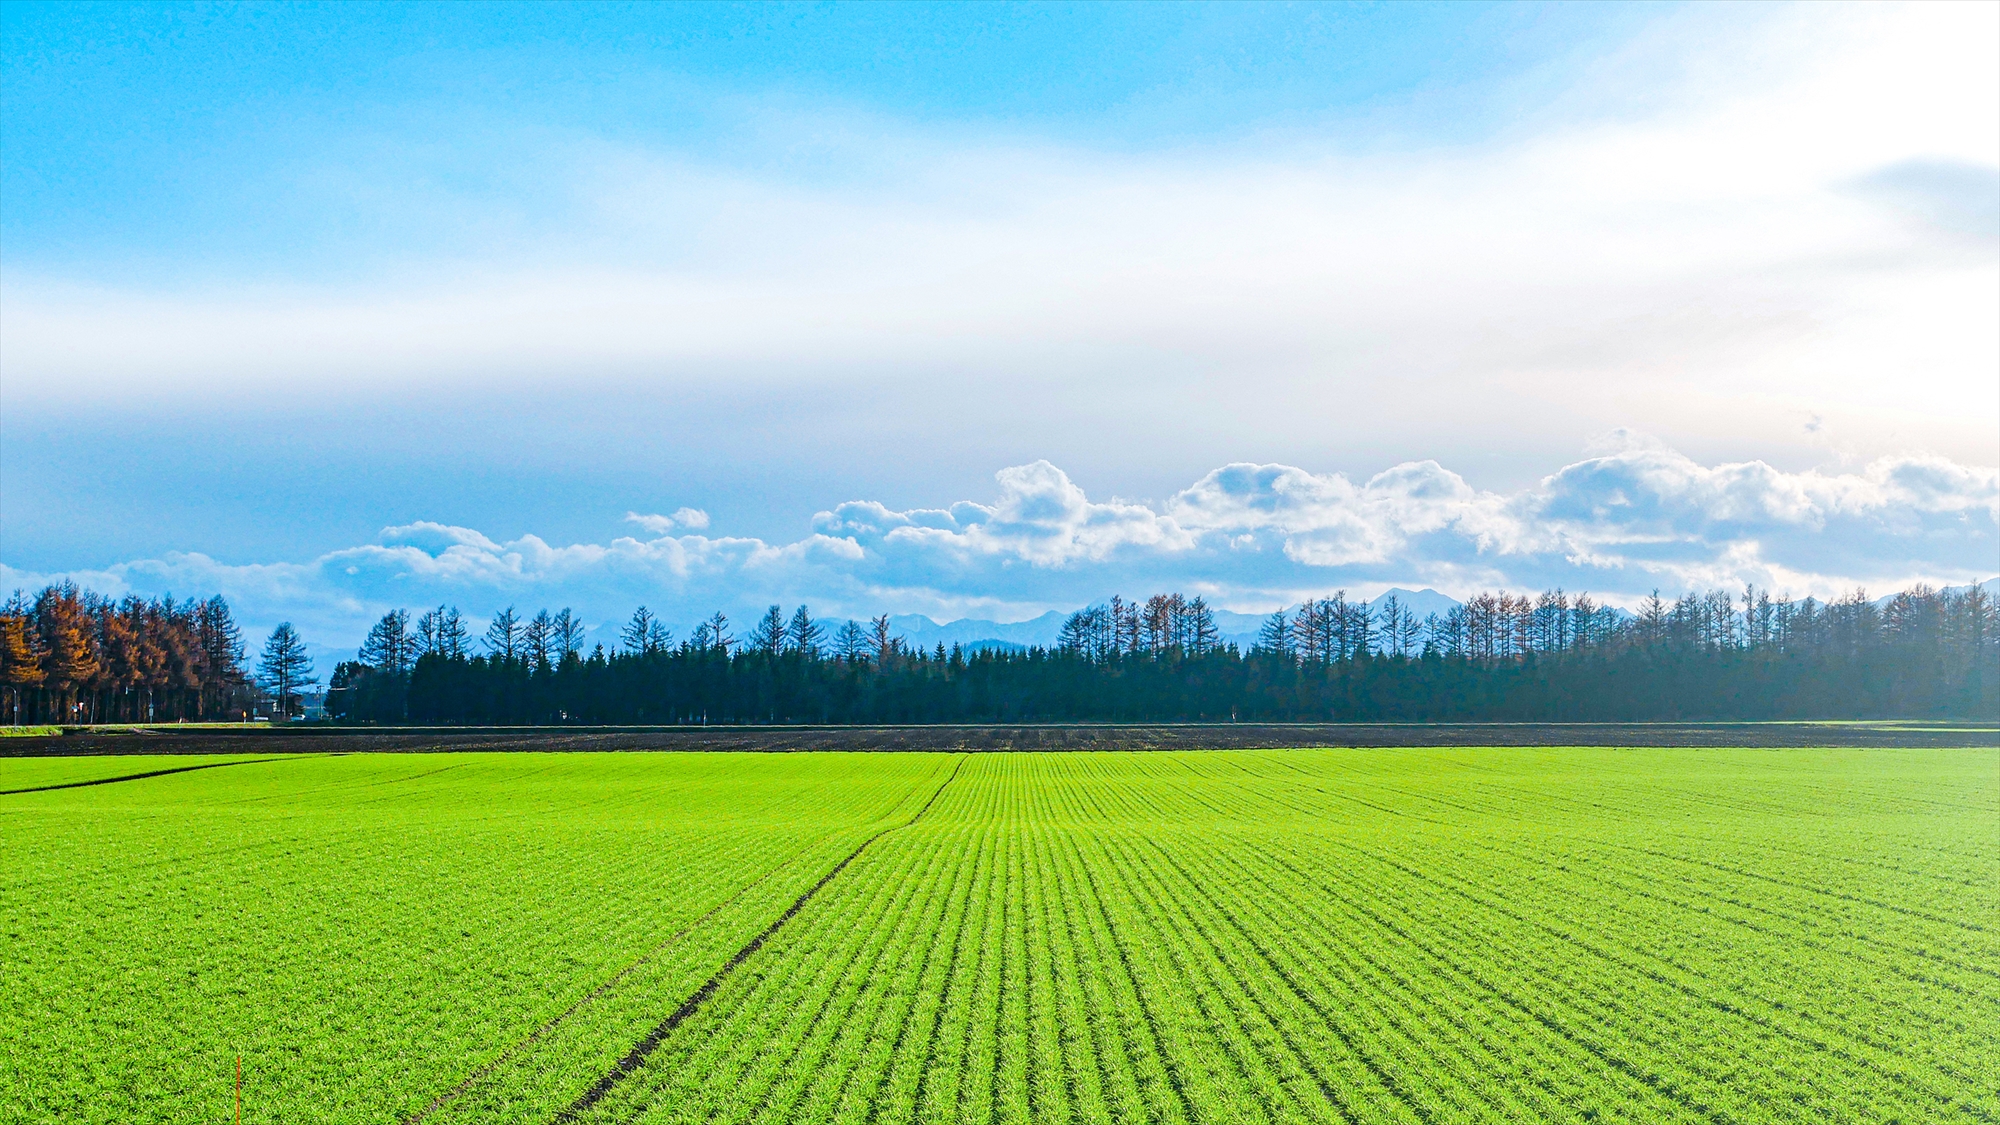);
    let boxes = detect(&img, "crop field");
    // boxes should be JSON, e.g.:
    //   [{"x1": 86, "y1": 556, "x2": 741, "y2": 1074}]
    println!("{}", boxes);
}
[{"x1": 3, "y1": 747, "x2": 1995, "y2": 1124}]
